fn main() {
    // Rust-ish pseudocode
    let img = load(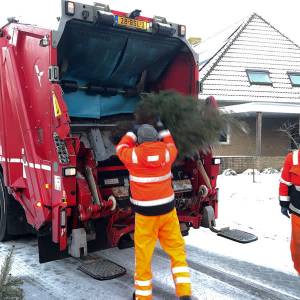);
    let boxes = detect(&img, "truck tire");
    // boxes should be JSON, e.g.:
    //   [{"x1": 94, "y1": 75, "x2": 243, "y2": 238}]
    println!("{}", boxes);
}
[{"x1": 0, "y1": 172, "x2": 10, "y2": 241}]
